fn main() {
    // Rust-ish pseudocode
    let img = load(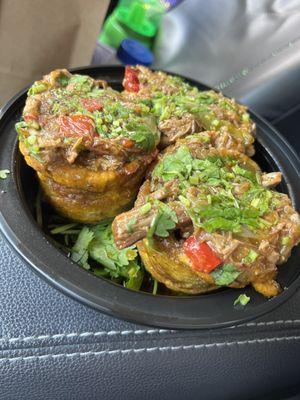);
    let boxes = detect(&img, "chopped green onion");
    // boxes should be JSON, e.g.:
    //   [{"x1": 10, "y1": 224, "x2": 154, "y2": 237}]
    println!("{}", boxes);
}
[
  {"x1": 211, "y1": 263, "x2": 240, "y2": 286},
  {"x1": 178, "y1": 195, "x2": 191, "y2": 207},
  {"x1": 189, "y1": 175, "x2": 199, "y2": 185},
  {"x1": 147, "y1": 212, "x2": 160, "y2": 240},
  {"x1": 28, "y1": 81, "x2": 48, "y2": 96},
  {"x1": 125, "y1": 269, "x2": 144, "y2": 291},
  {"x1": 140, "y1": 203, "x2": 152, "y2": 215},
  {"x1": 281, "y1": 236, "x2": 291, "y2": 246},
  {"x1": 152, "y1": 279, "x2": 158, "y2": 295},
  {"x1": 242, "y1": 113, "x2": 250, "y2": 122},
  {"x1": 0, "y1": 169, "x2": 10, "y2": 179},
  {"x1": 255, "y1": 172, "x2": 261, "y2": 184},
  {"x1": 250, "y1": 198, "x2": 260, "y2": 208},
  {"x1": 26, "y1": 135, "x2": 36, "y2": 145},
  {"x1": 50, "y1": 223, "x2": 78, "y2": 235},
  {"x1": 242, "y1": 249, "x2": 259, "y2": 264},
  {"x1": 126, "y1": 217, "x2": 137, "y2": 233},
  {"x1": 211, "y1": 119, "x2": 219, "y2": 127},
  {"x1": 234, "y1": 293, "x2": 250, "y2": 306}
]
